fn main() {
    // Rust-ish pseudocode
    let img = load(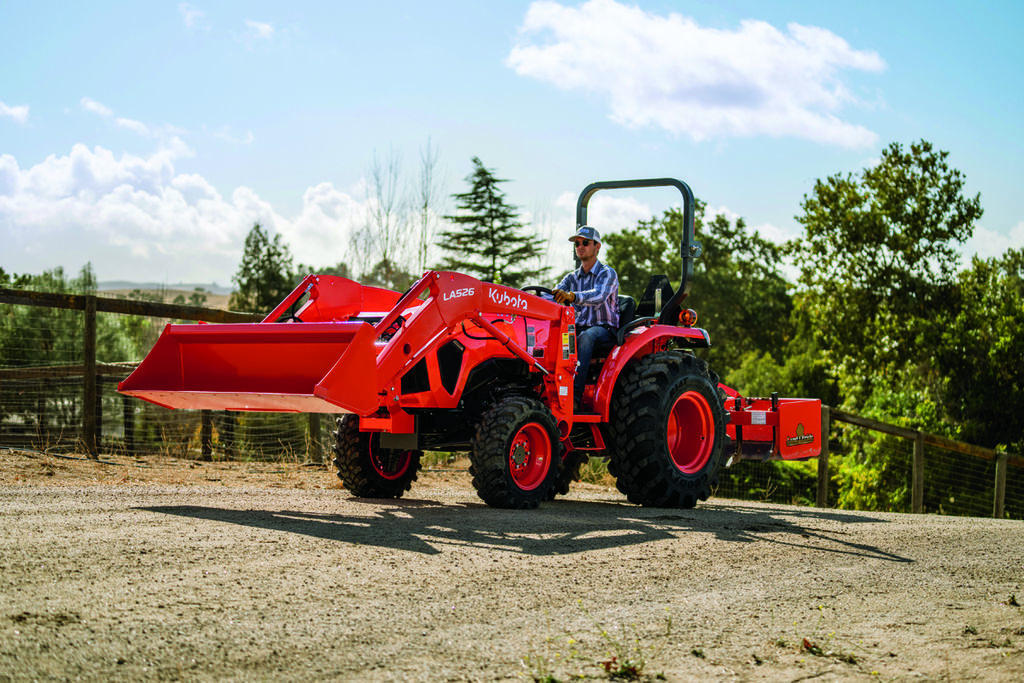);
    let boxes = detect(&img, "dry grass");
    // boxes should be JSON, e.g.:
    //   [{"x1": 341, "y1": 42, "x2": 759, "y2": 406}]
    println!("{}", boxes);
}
[{"x1": 0, "y1": 448, "x2": 340, "y2": 489}]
